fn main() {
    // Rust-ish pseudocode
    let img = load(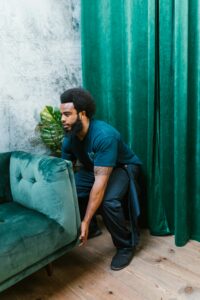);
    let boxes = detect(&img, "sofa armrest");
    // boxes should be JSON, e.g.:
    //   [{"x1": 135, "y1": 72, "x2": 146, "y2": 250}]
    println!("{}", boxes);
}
[{"x1": 10, "y1": 151, "x2": 81, "y2": 233}]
